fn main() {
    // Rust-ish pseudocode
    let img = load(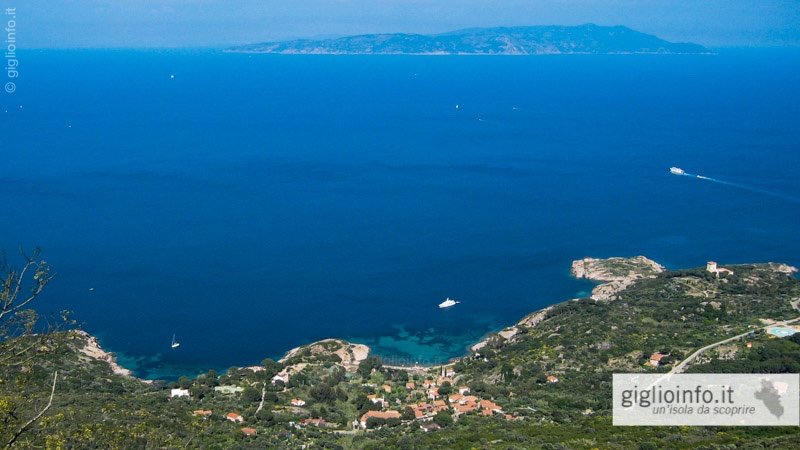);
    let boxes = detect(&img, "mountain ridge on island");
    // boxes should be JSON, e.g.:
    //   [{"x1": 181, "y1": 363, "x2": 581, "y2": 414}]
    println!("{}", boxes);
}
[{"x1": 230, "y1": 24, "x2": 712, "y2": 55}]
